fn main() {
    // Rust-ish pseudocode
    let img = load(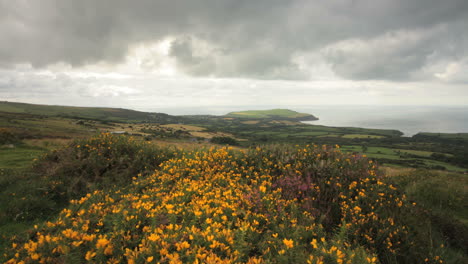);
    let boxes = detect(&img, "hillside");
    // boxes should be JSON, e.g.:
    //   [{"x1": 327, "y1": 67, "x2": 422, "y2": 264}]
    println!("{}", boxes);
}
[
  {"x1": 2, "y1": 136, "x2": 458, "y2": 263},
  {"x1": 0, "y1": 101, "x2": 174, "y2": 123},
  {"x1": 1, "y1": 105, "x2": 467, "y2": 263},
  {"x1": 226, "y1": 109, "x2": 318, "y2": 121},
  {"x1": 414, "y1": 132, "x2": 468, "y2": 141},
  {"x1": 3, "y1": 101, "x2": 468, "y2": 172}
]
